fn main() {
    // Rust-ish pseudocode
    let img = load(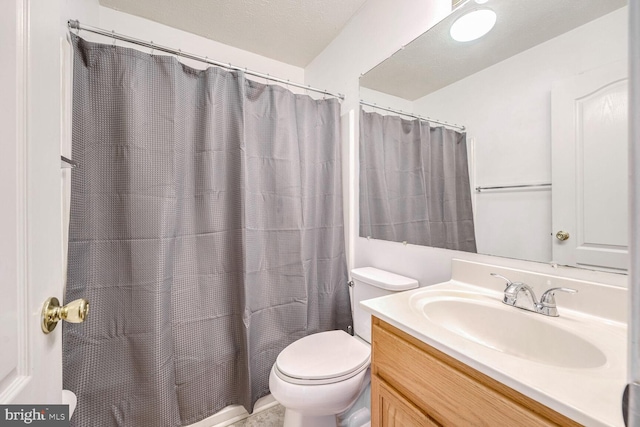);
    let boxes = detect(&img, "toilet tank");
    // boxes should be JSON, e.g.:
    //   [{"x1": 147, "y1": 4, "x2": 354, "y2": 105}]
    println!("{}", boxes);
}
[{"x1": 351, "y1": 267, "x2": 418, "y2": 343}]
